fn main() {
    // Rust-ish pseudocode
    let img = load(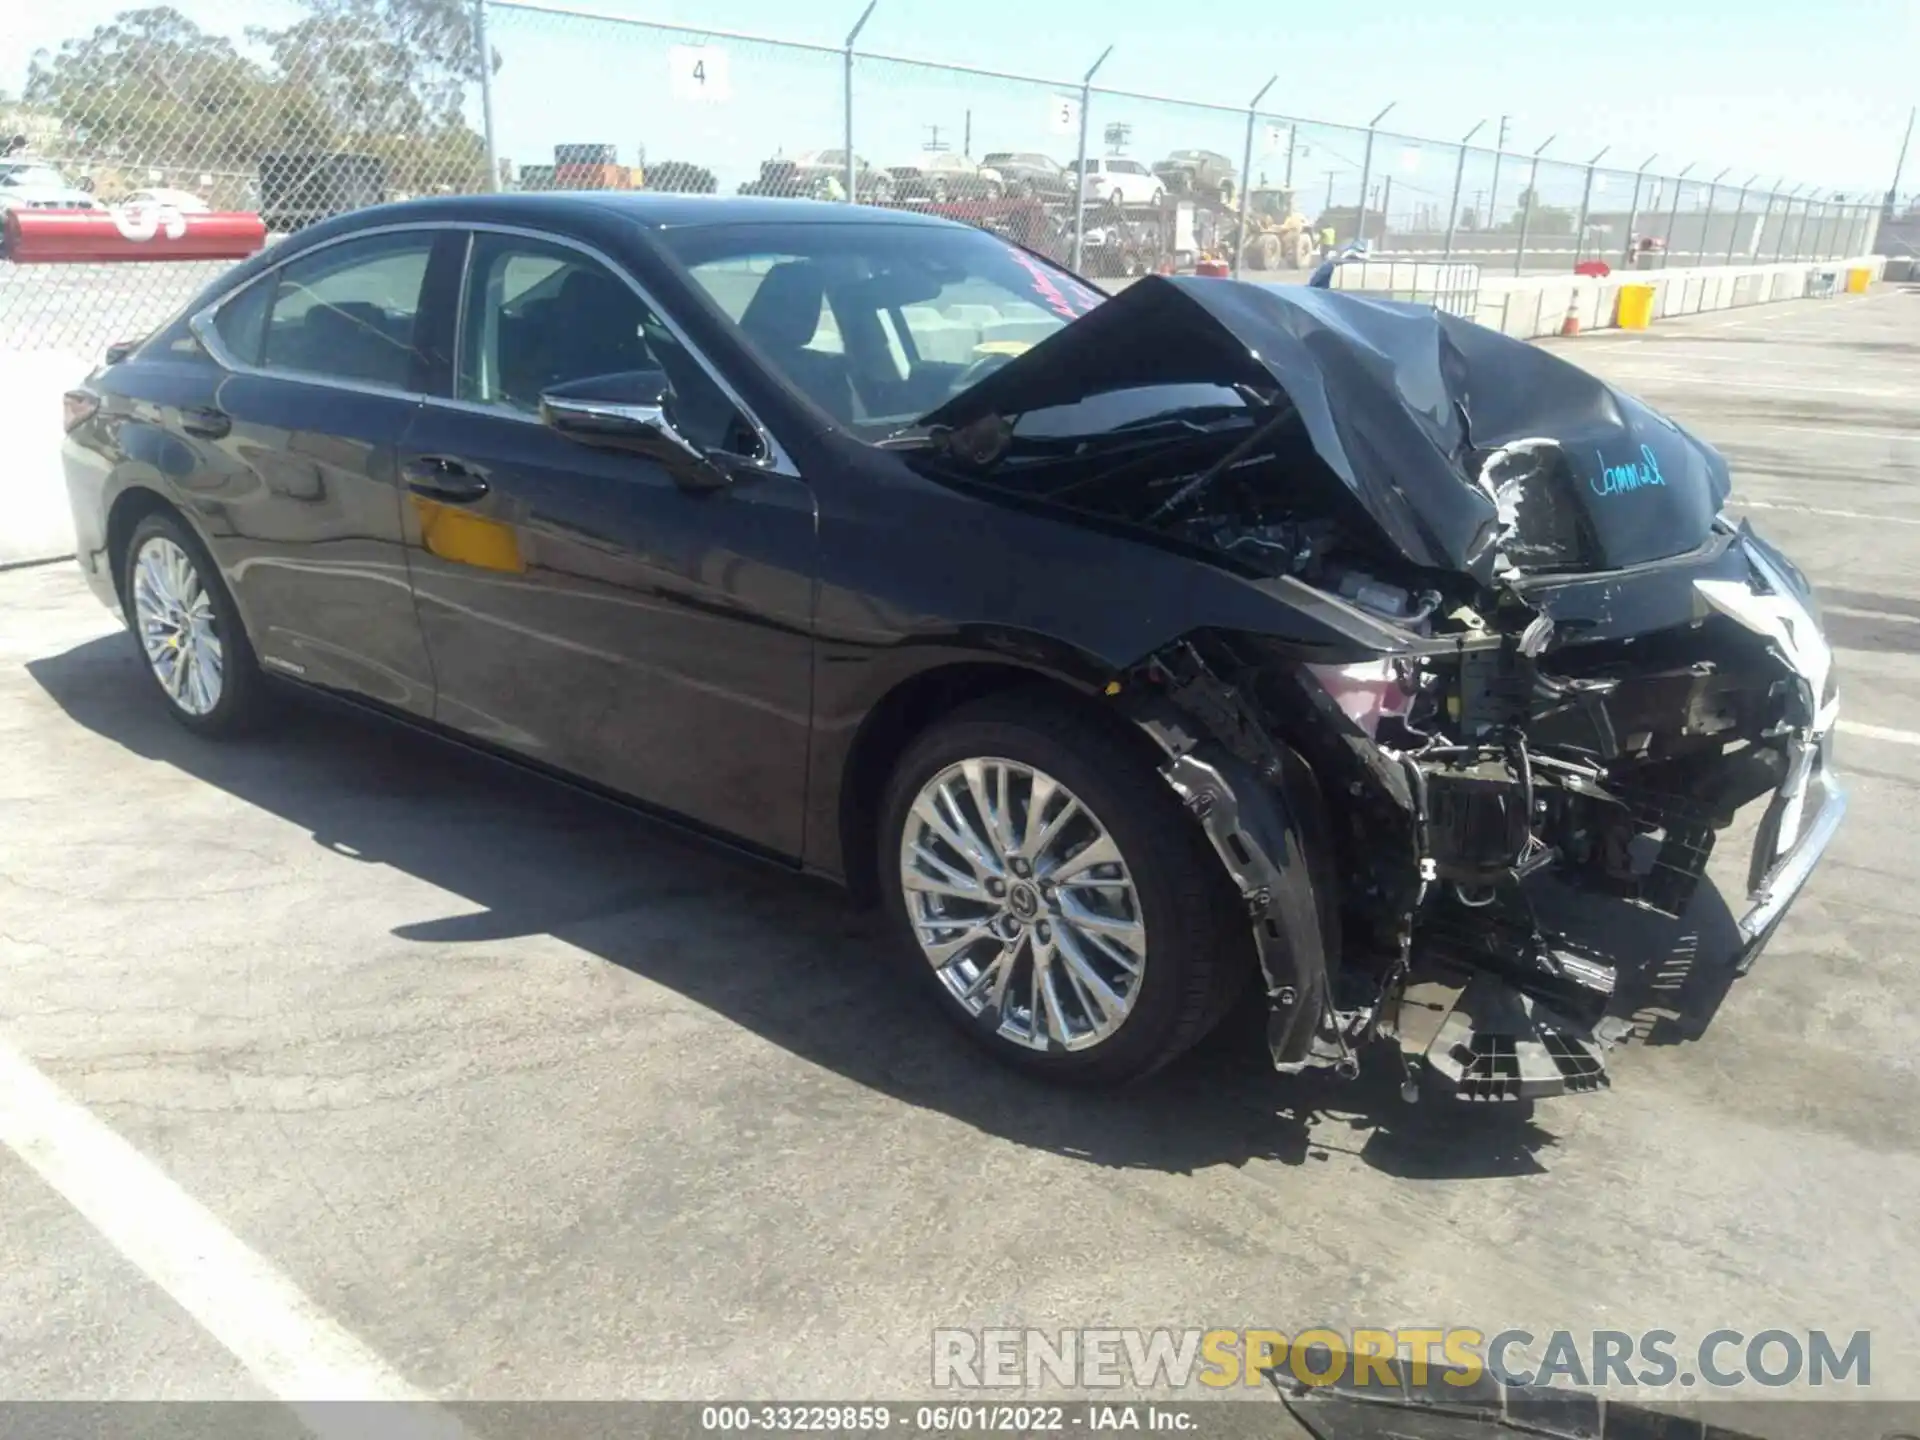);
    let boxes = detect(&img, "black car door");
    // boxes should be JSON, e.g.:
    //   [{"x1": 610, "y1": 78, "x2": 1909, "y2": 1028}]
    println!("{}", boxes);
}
[
  {"x1": 189, "y1": 225, "x2": 460, "y2": 716},
  {"x1": 395, "y1": 227, "x2": 818, "y2": 858}
]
